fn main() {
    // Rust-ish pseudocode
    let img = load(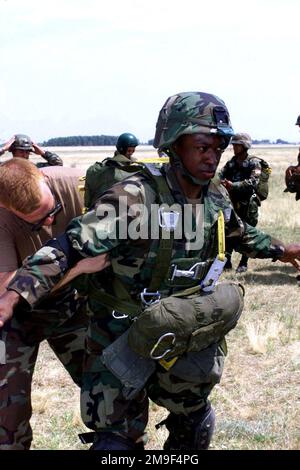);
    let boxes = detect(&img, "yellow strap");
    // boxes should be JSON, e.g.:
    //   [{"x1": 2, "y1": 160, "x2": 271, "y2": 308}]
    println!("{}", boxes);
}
[{"x1": 217, "y1": 210, "x2": 226, "y2": 261}]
